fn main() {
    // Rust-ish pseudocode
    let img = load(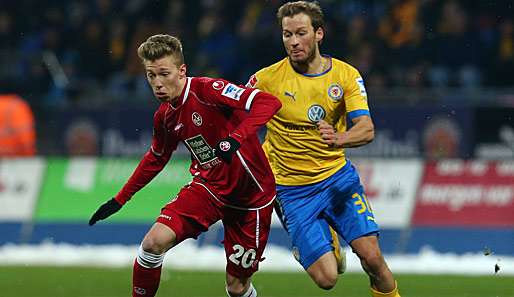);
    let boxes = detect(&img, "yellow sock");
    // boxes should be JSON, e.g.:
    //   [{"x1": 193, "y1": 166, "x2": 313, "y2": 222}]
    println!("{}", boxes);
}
[{"x1": 370, "y1": 281, "x2": 400, "y2": 297}]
